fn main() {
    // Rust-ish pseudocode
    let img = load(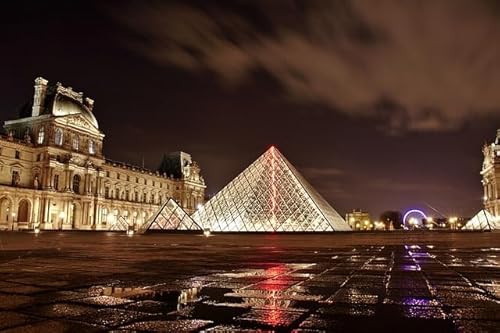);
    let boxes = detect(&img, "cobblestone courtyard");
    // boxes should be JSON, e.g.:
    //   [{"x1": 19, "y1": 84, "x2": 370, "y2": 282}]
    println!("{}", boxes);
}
[{"x1": 0, "y1": 232, "x2": 498, "y2": 332}]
